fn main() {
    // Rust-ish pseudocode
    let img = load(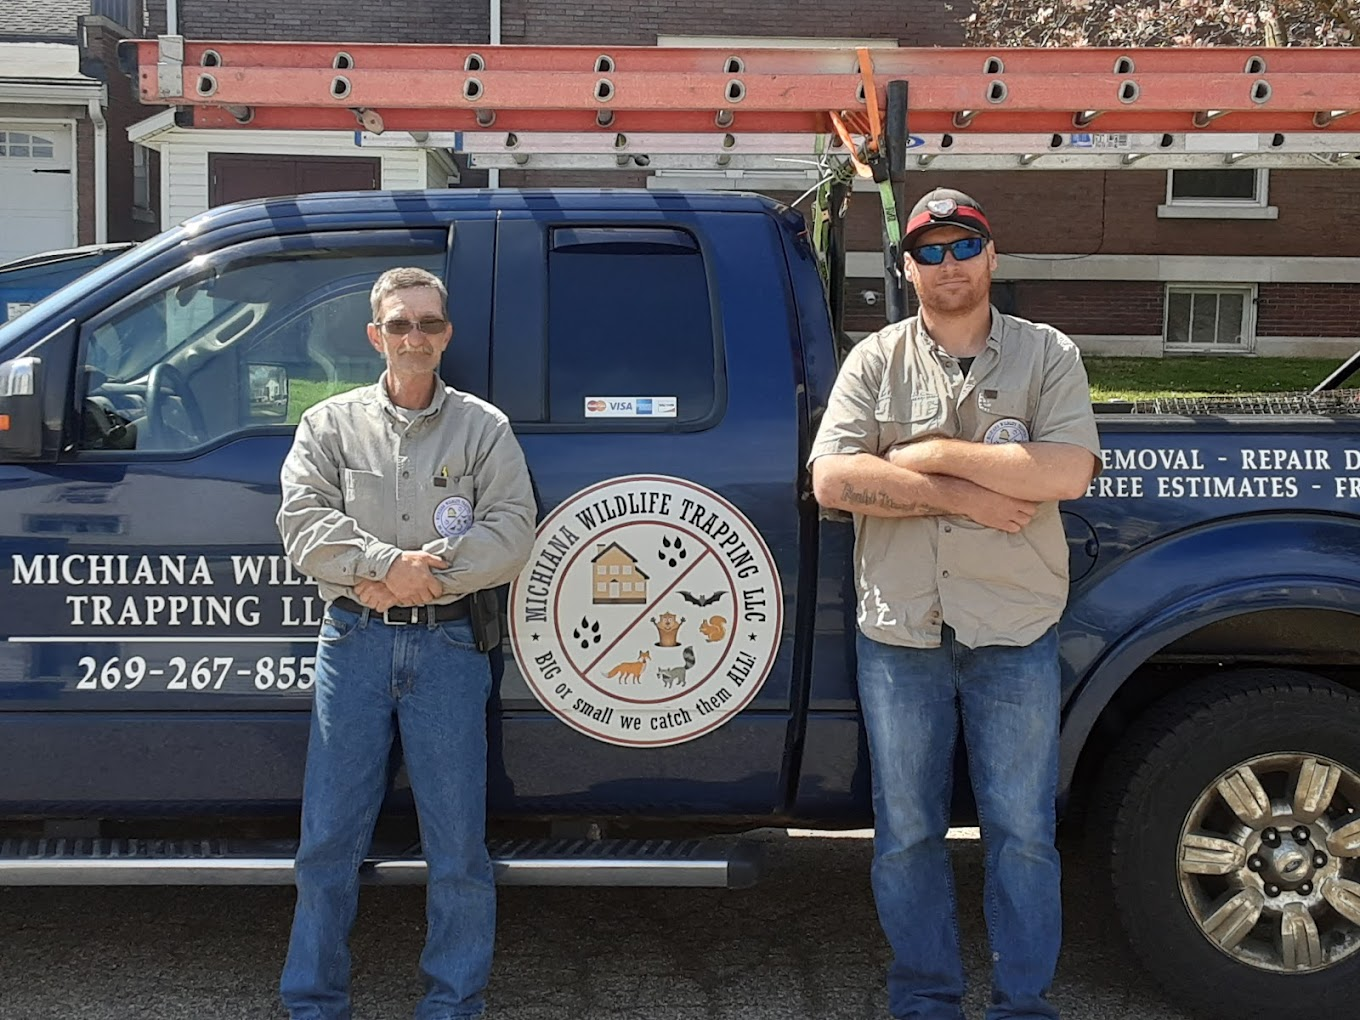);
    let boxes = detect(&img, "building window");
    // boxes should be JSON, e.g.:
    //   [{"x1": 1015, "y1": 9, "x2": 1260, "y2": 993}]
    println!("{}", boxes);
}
[
  {"x1": 133, "y1": 144, "x2": 151, "y2": 211},
  {"x1": 91, "y1": 0, "x2": 143, "y2": 32},
  {"x1": 1159, "y1": 169, "x2": 1276, "y2": 220},
  {"x1": 0, "y1": 132, "x2": 55, "y2": 159},
  {"x1": 1164, "y1": 285, "x2": 1255, "y2": 352},
  {"x1": 609, "y1": 564, "x2": 620, "y2": 575}
]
